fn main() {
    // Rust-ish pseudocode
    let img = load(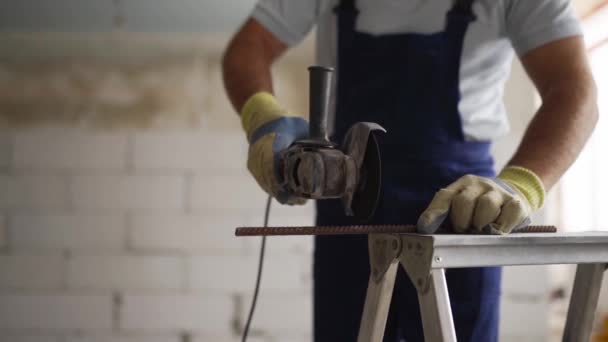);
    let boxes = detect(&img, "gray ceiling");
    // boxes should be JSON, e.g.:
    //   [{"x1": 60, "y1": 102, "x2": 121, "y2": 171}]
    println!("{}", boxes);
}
[
  {"x1": 1, "y1": 0, "x2": 598, "y2": 33},
  {"x1": 0, "y1": 0, "x2": 257, "y2": 33}
]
